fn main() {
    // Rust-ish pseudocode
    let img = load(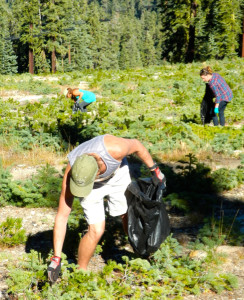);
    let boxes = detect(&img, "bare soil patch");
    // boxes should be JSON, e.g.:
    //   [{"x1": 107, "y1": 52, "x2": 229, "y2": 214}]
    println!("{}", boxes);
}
[{"x1": 0, "y1": 90, "x2": 57, "y2": 103}]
